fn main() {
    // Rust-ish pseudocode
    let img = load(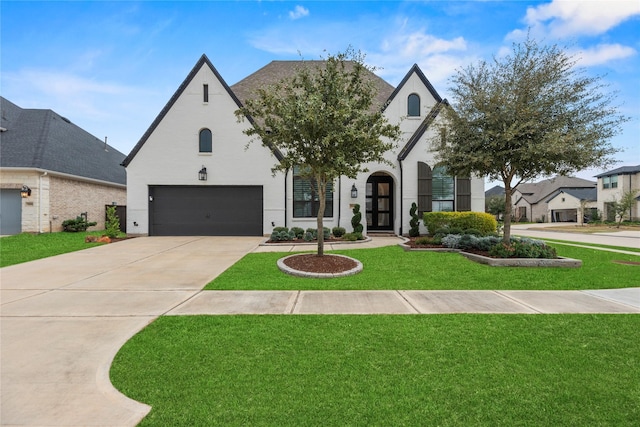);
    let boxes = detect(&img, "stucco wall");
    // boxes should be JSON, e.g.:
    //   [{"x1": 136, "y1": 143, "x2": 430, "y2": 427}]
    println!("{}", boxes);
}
[
  {"x1": 126, "y1": 62, "x2": 284, "y2": 235},
  {"x1": 597, "y1": 173, "x2": 640, "y2": 221}
]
